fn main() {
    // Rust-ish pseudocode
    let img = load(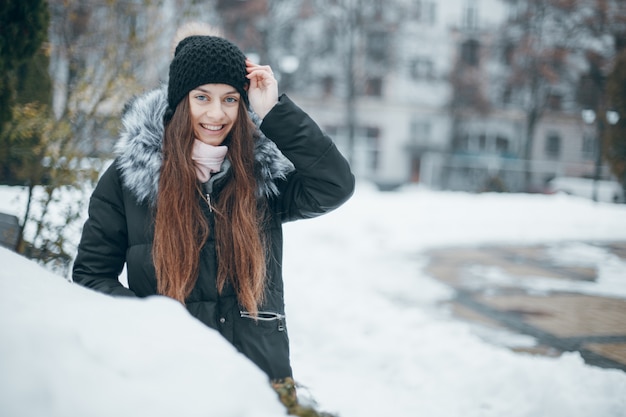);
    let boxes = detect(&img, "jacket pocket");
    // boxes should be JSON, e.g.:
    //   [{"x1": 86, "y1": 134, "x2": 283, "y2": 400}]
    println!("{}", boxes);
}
[
  {"x1": 240, "y1": 310, "x2": 286, "y2": 332},
  {"x1": 234, "y1": 310, "x2": 292, "y2": 379}
]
